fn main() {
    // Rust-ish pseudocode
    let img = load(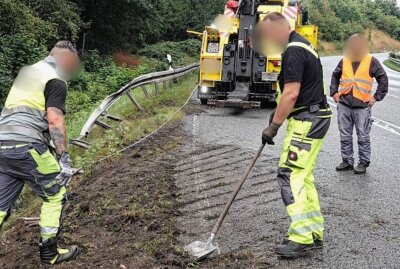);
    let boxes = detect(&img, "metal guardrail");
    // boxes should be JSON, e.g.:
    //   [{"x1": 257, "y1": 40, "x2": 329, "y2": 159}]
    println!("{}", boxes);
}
[
  {"x1": 389, "y1": 56, "x2": 400, "y2": 65},
  {"x1": 70, "y1": 63, "x2": 199, "y2": 149}
]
